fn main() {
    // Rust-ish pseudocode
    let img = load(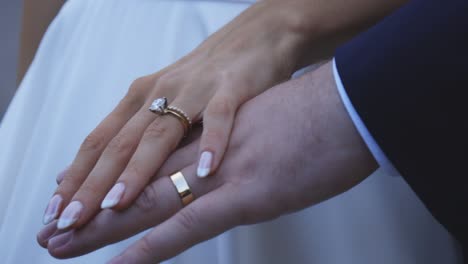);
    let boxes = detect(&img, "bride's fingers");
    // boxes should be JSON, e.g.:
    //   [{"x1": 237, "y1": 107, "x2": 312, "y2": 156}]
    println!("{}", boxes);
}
[
  {"x1": 196, "y1": 92, "x2": 238, "y2": 178},
  {"x1": 40, "y1": 141, "x2": 199, "y2": 249},
  {"x1": 105, "y1": 97, "x2": 203, "y2": 211},
  {"x1": 108, "y1": 186, "x2": 240, "y2": 264},
  {"x1": 55, "y1": 106, "x2": 161, "y2": 230},
  {"x1": 58, "y1": 96, "x2": 199, "y2": 230},
  {"x1": 54, "y1": 109, "x2": 200, "y2": 187},
  {"x1": 43, "y1": 78, "x2": 149, "y2": 225},
  {"x1": 55, "y1": 112, "x2": 202, "y2": 188},
  {"x1": 47, "y1": 164, "x2": 221, "y2": 259}
]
